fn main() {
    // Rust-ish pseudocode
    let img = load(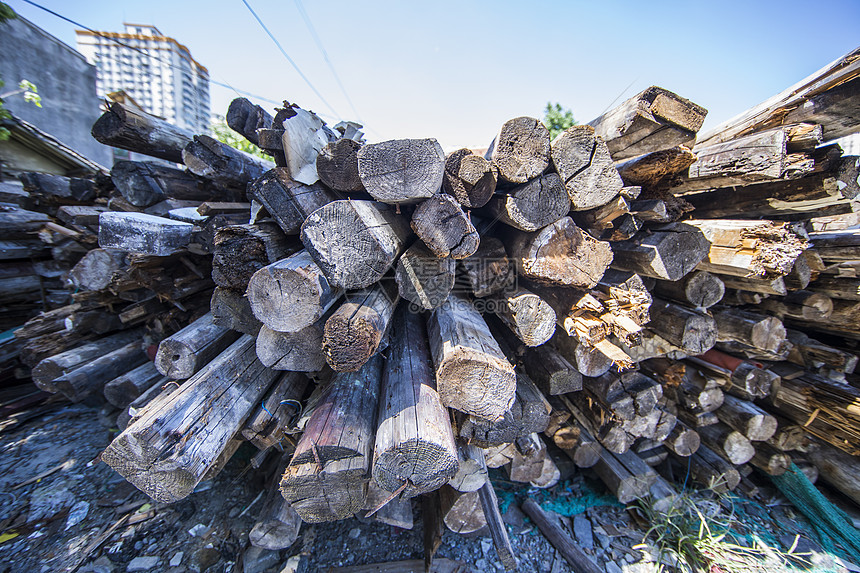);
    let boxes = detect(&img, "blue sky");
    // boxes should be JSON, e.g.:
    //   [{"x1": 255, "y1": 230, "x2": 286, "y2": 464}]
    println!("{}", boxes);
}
[{"x1": 8, "y1": 0, "x2": 860, "y2": 149}]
